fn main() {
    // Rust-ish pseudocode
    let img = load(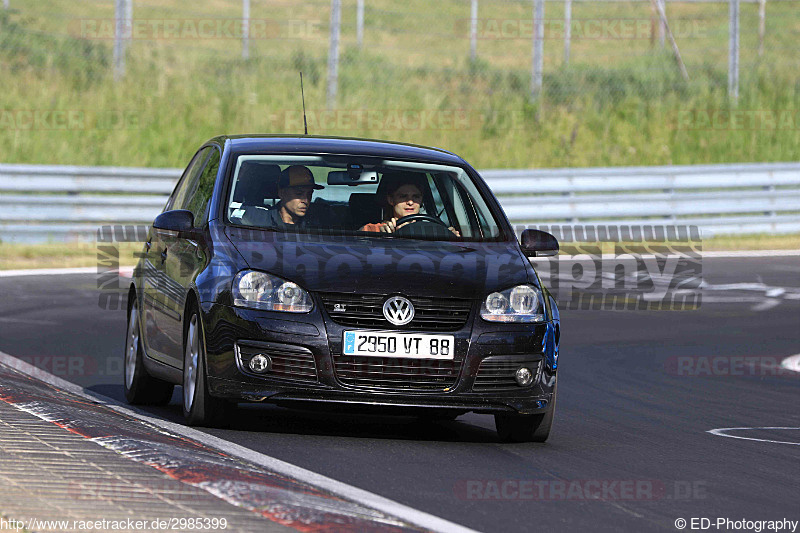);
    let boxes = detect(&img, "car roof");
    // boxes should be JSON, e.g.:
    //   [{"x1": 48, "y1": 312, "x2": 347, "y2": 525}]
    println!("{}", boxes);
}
[{"x1": 212, "y1": 135, "x2": 467, "y2": 166}]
